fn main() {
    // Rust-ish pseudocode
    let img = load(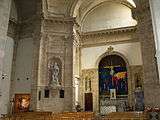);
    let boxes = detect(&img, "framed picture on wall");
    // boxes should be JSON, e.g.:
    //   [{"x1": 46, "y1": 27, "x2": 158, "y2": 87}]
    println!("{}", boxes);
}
[
  {"x1": 14, "y1": 94, "x2": 30, "y2": 113},
  {"x1": 110, "y1": 89, "x2": 116, "y2": 99}
]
